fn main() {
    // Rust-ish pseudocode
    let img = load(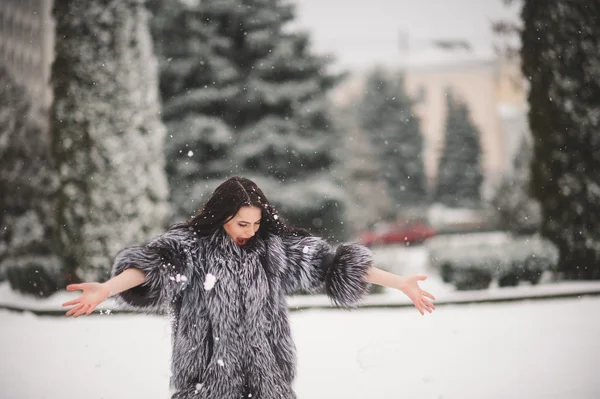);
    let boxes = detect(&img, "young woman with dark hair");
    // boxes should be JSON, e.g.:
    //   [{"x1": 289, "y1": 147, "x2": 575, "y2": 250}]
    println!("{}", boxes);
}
[{"x1": 63, "y1": 176, "x2": 435, "y2": 399}]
